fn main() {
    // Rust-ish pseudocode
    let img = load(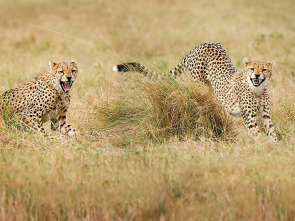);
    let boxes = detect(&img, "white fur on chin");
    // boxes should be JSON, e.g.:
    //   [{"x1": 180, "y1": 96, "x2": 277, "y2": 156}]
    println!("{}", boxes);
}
[{"x1": 247, "y1": 78, "x2": 268, "y2": 96}]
